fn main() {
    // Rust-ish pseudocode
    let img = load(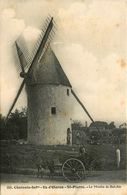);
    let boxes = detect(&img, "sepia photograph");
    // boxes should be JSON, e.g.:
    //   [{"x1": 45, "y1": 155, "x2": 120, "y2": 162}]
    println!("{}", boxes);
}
[{"x1": 0, "y1": 0, "x2": 127, "y2": 194}]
